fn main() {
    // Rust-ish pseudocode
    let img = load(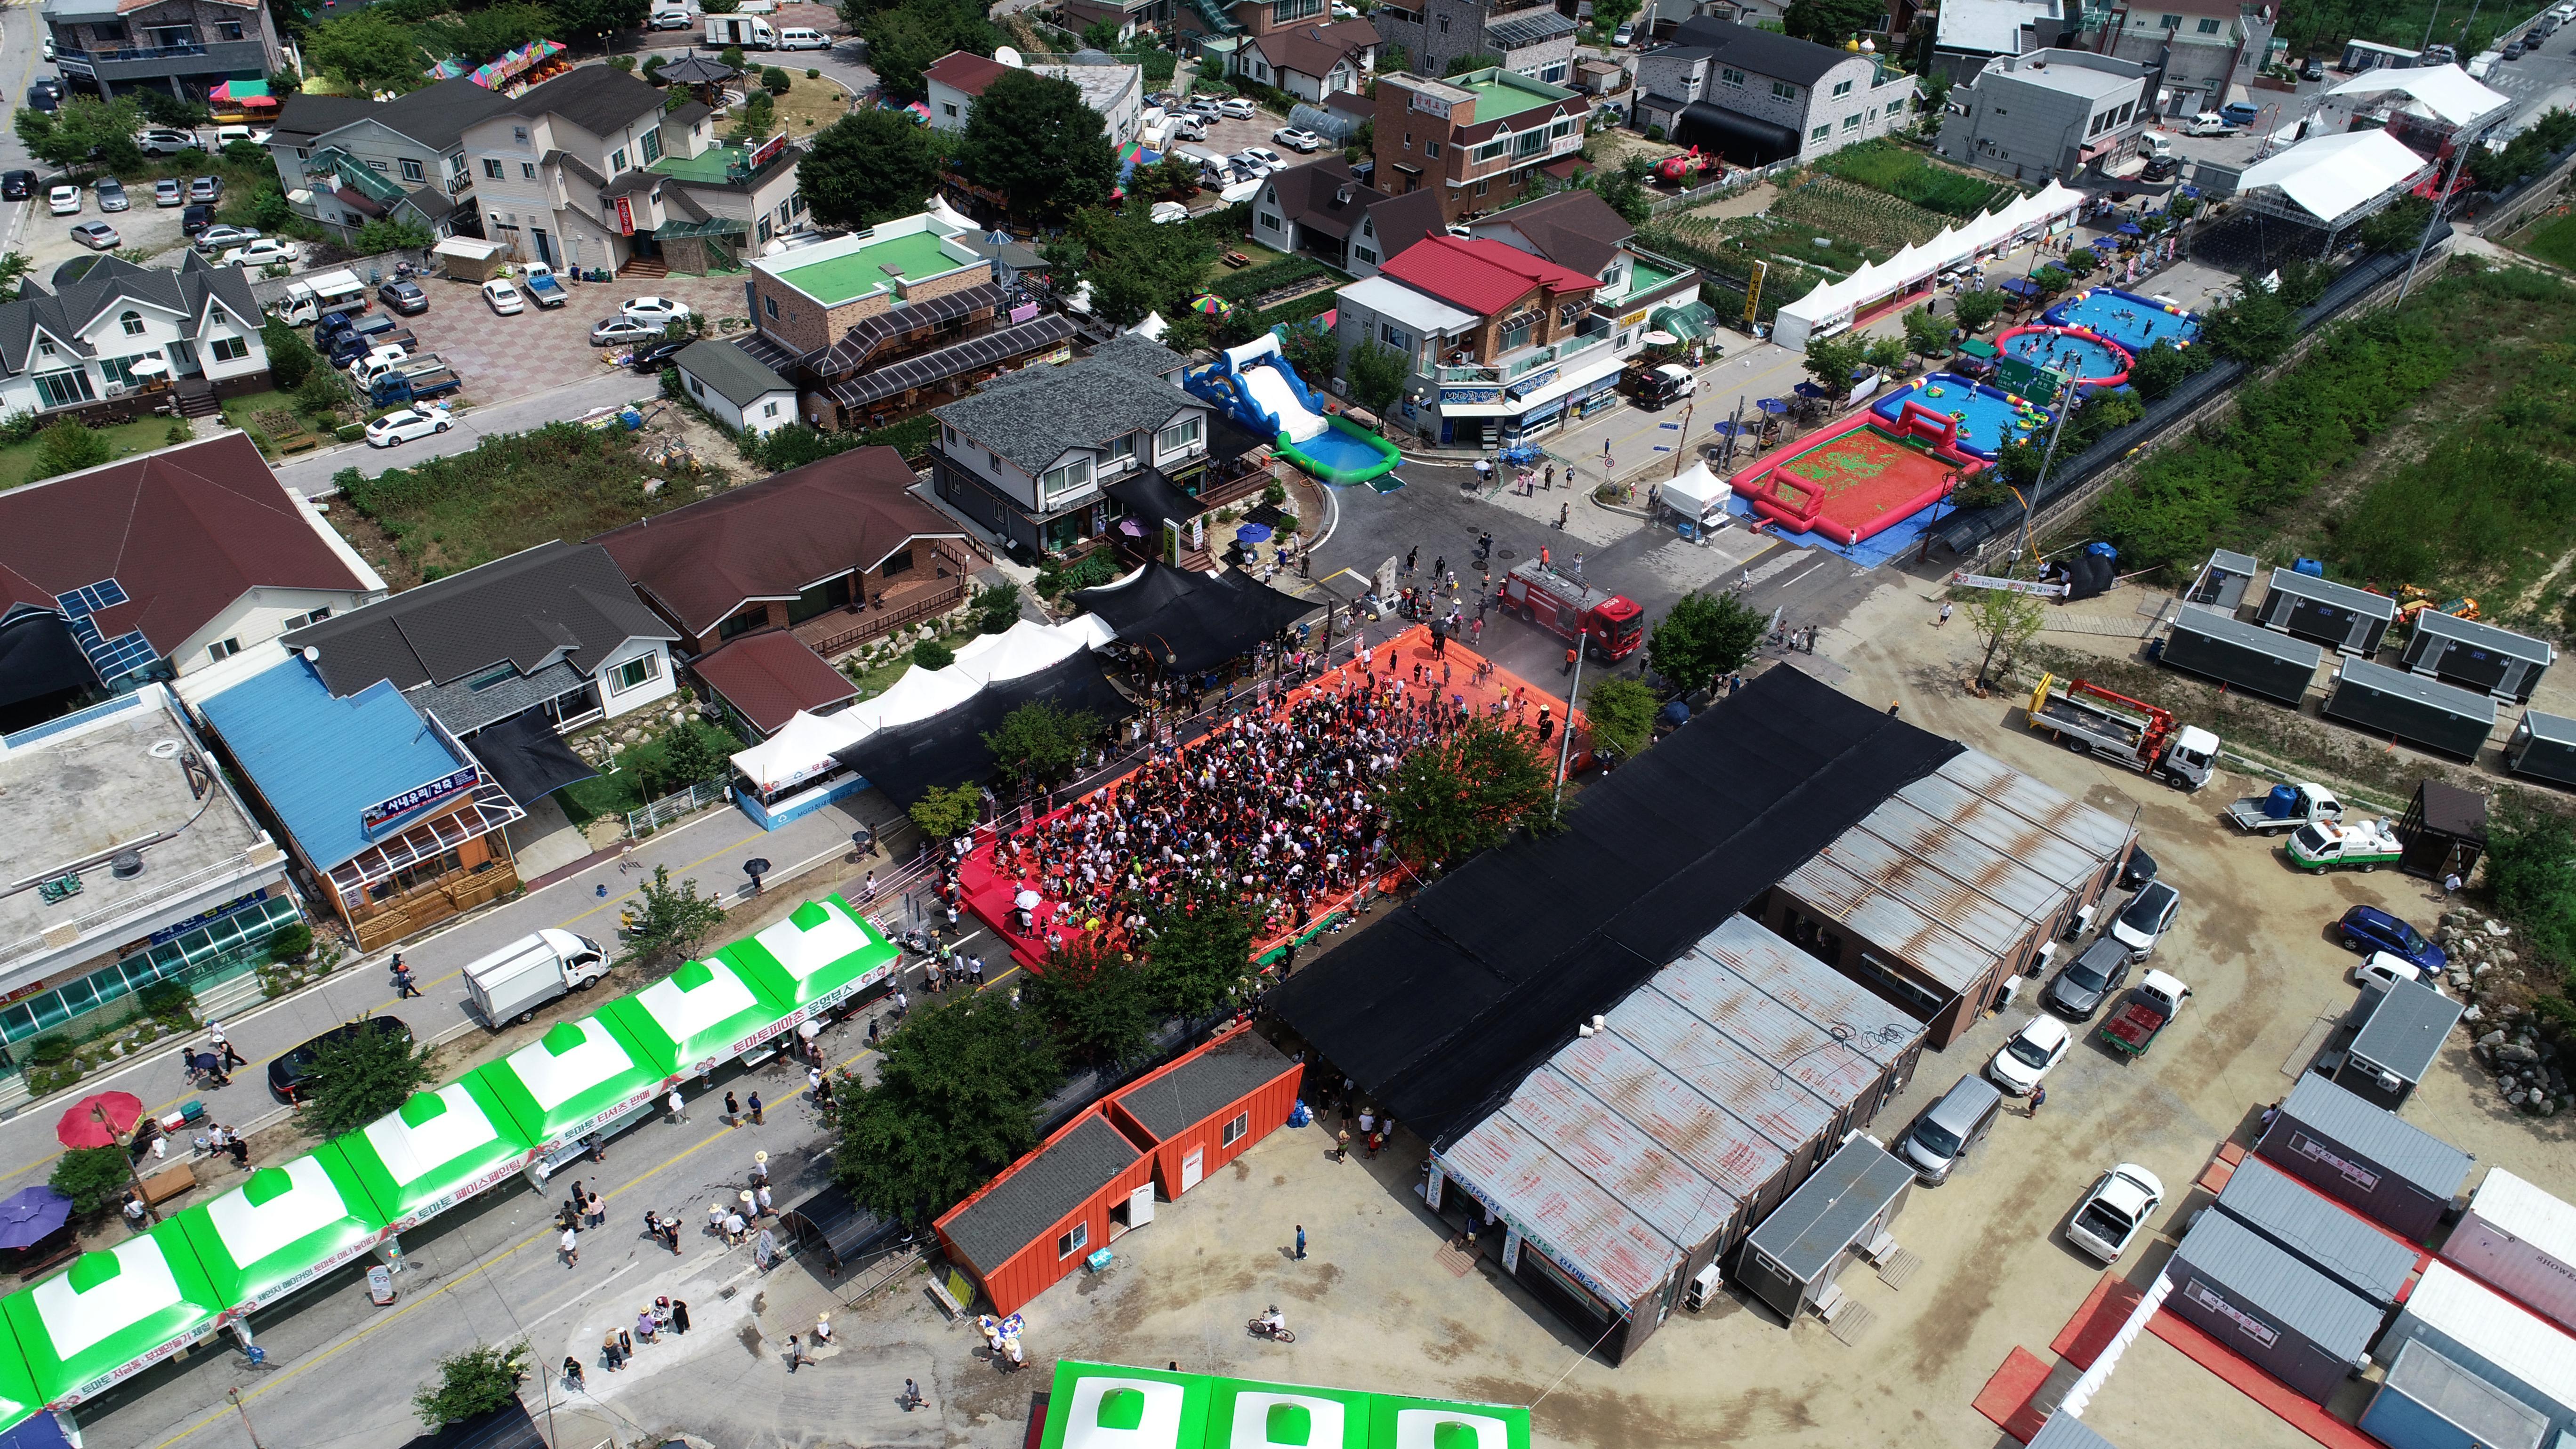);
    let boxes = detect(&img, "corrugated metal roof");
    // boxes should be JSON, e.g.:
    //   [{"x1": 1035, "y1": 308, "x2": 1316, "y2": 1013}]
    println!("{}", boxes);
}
[
  {"x1": 1437, "y1": 1111, "x2": 1684, "y2": 1306},
  {"x1": 2398, "y1": 1263, "x2": 2576, "y2": 1413},
  {"x1": 2173, "y1": 1210, "x2": 2383, "y2": 1362},
  {"x1": 1612, "y1": 988, "x2": 1836, "y2": 1148},
  {"x1": 2382, "y1": 1338, "x2": 2552, "y2": 1449},
  {"x1": 1487, "y1": 1067, "x2": 1732, "y2": 1250},
  {"x1": 2348, "y1": 977, "x2": 2465, "y2": 1086},
  {"x1": 2521, "y1": 710, "x2": 2576, "y2": 748},
  {"x1": 1890, "y1": 775, "x2": 2105, "y2": 894},
  {"x1": 2469, "y1": 1169, "x2": 2576, "y2": 1266},
  {"x1": 1861, "y1": 790, "x2": 2081, "y2": 911},
  {"x1": 1668, "y1": 918, "x2": 1916, "y2": 1106},
  {"x1": 1546, "y1": 1030, "x2": 1788, "y2": 1201},
  {"x1": 2280, "y1": 1076, "x2": 2474, "y2": 1199},
  {"x1": 2265, "y1": 567, "x2": 2400, "y2": 620},
  {"x1": 1685, "y1": 915, "x2": 1918, "y2": 1070},
  {"x1": 2412, "y1": 609, "x2": 2555, "y2": 668},
  {"x1": 1779, "y1": 851, "x2": 1990, "y2": 992},
  {"x1": 2026, "y1": 1411, "x2": 2122, "y2": 1449},
  {"x1": 2216, "y1": 1154, "x2": 2419, "y2": 1305},
  {"x1": 1932, "y1": 748, "x2": 2136, "y2": 866},
  {"x1": 1821, "y1": 804, "x2": 2057, "y2": 943},
  {"x1": 1741, "y1": 1136, "x2": 1911, "y2": 1282},
  {"x1": 2172, "y1": 602, "x2": 2327, "y2": 668}
]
